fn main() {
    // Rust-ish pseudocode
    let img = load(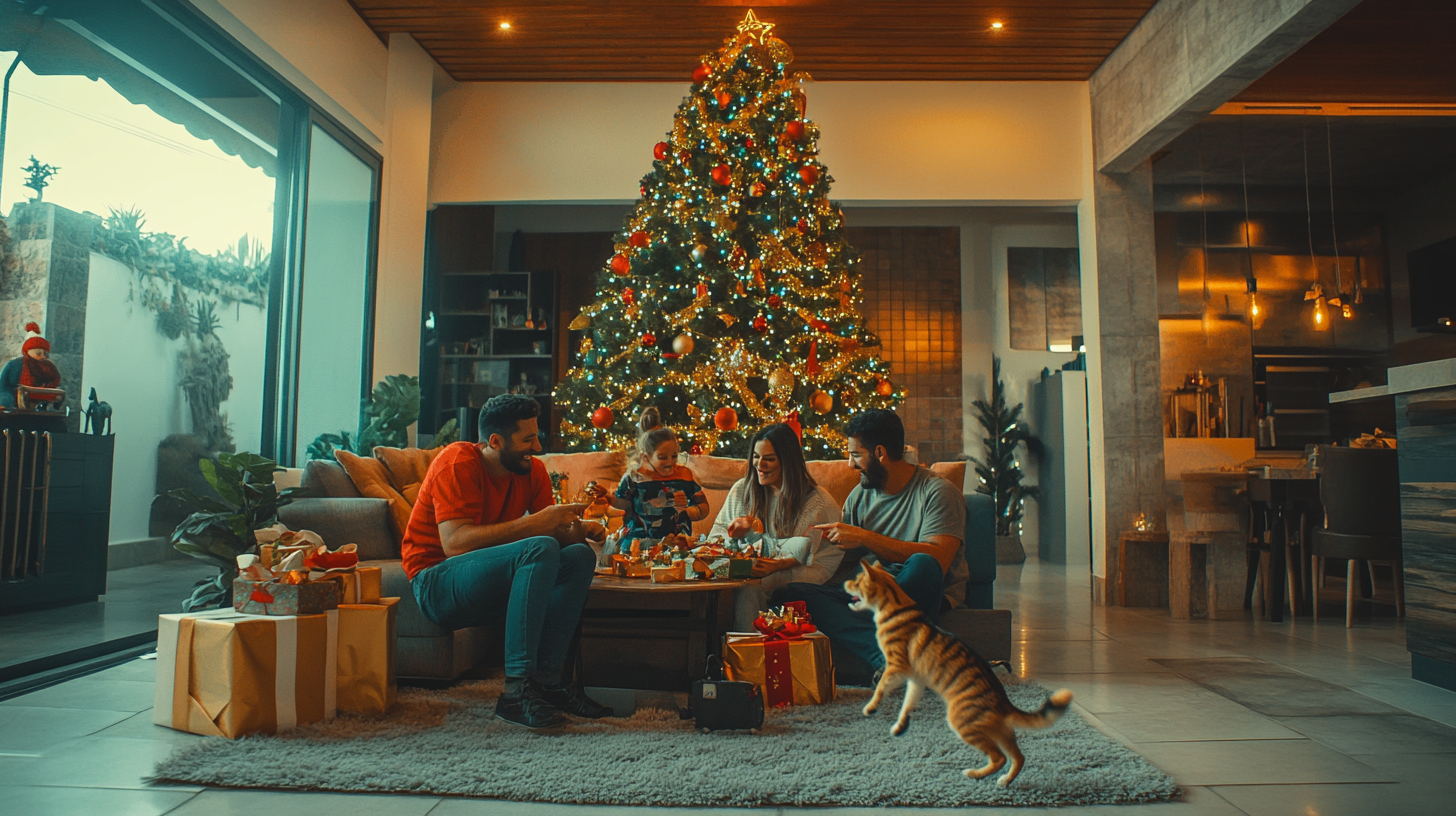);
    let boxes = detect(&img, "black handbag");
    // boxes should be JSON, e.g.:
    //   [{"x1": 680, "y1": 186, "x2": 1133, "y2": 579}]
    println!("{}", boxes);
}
[{"x1": 691, "y1": 654, "x2": 764, "y2": 732}]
